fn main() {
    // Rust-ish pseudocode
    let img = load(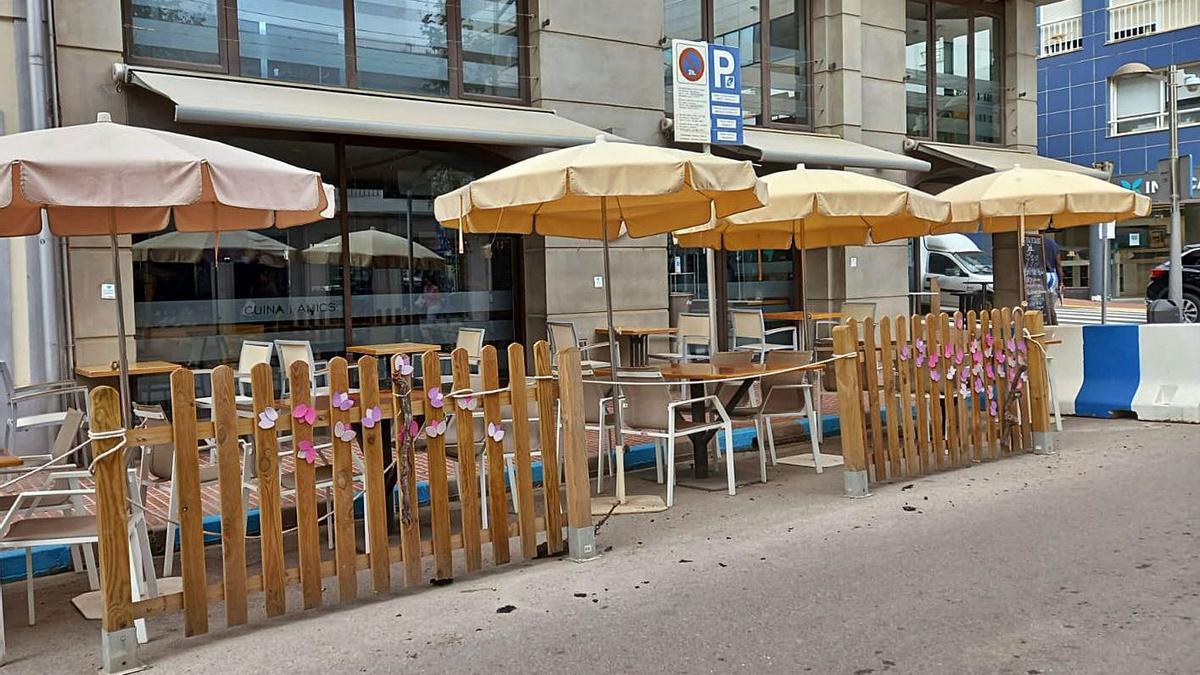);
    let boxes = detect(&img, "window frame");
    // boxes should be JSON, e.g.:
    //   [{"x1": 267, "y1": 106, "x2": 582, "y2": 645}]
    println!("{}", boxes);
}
[
  {"x1": 905, "y1": 0, "x2": 1005, "y2": 146},
  {"x1": 671, "y1": 0, "x2": 813, "y2": 131},
  {"x1": 121, "y1": 0, "x2": 531, "y2": 104},
  {"x1": 1107, "y1": 61, "x2": 1200, "y2": 137}
]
